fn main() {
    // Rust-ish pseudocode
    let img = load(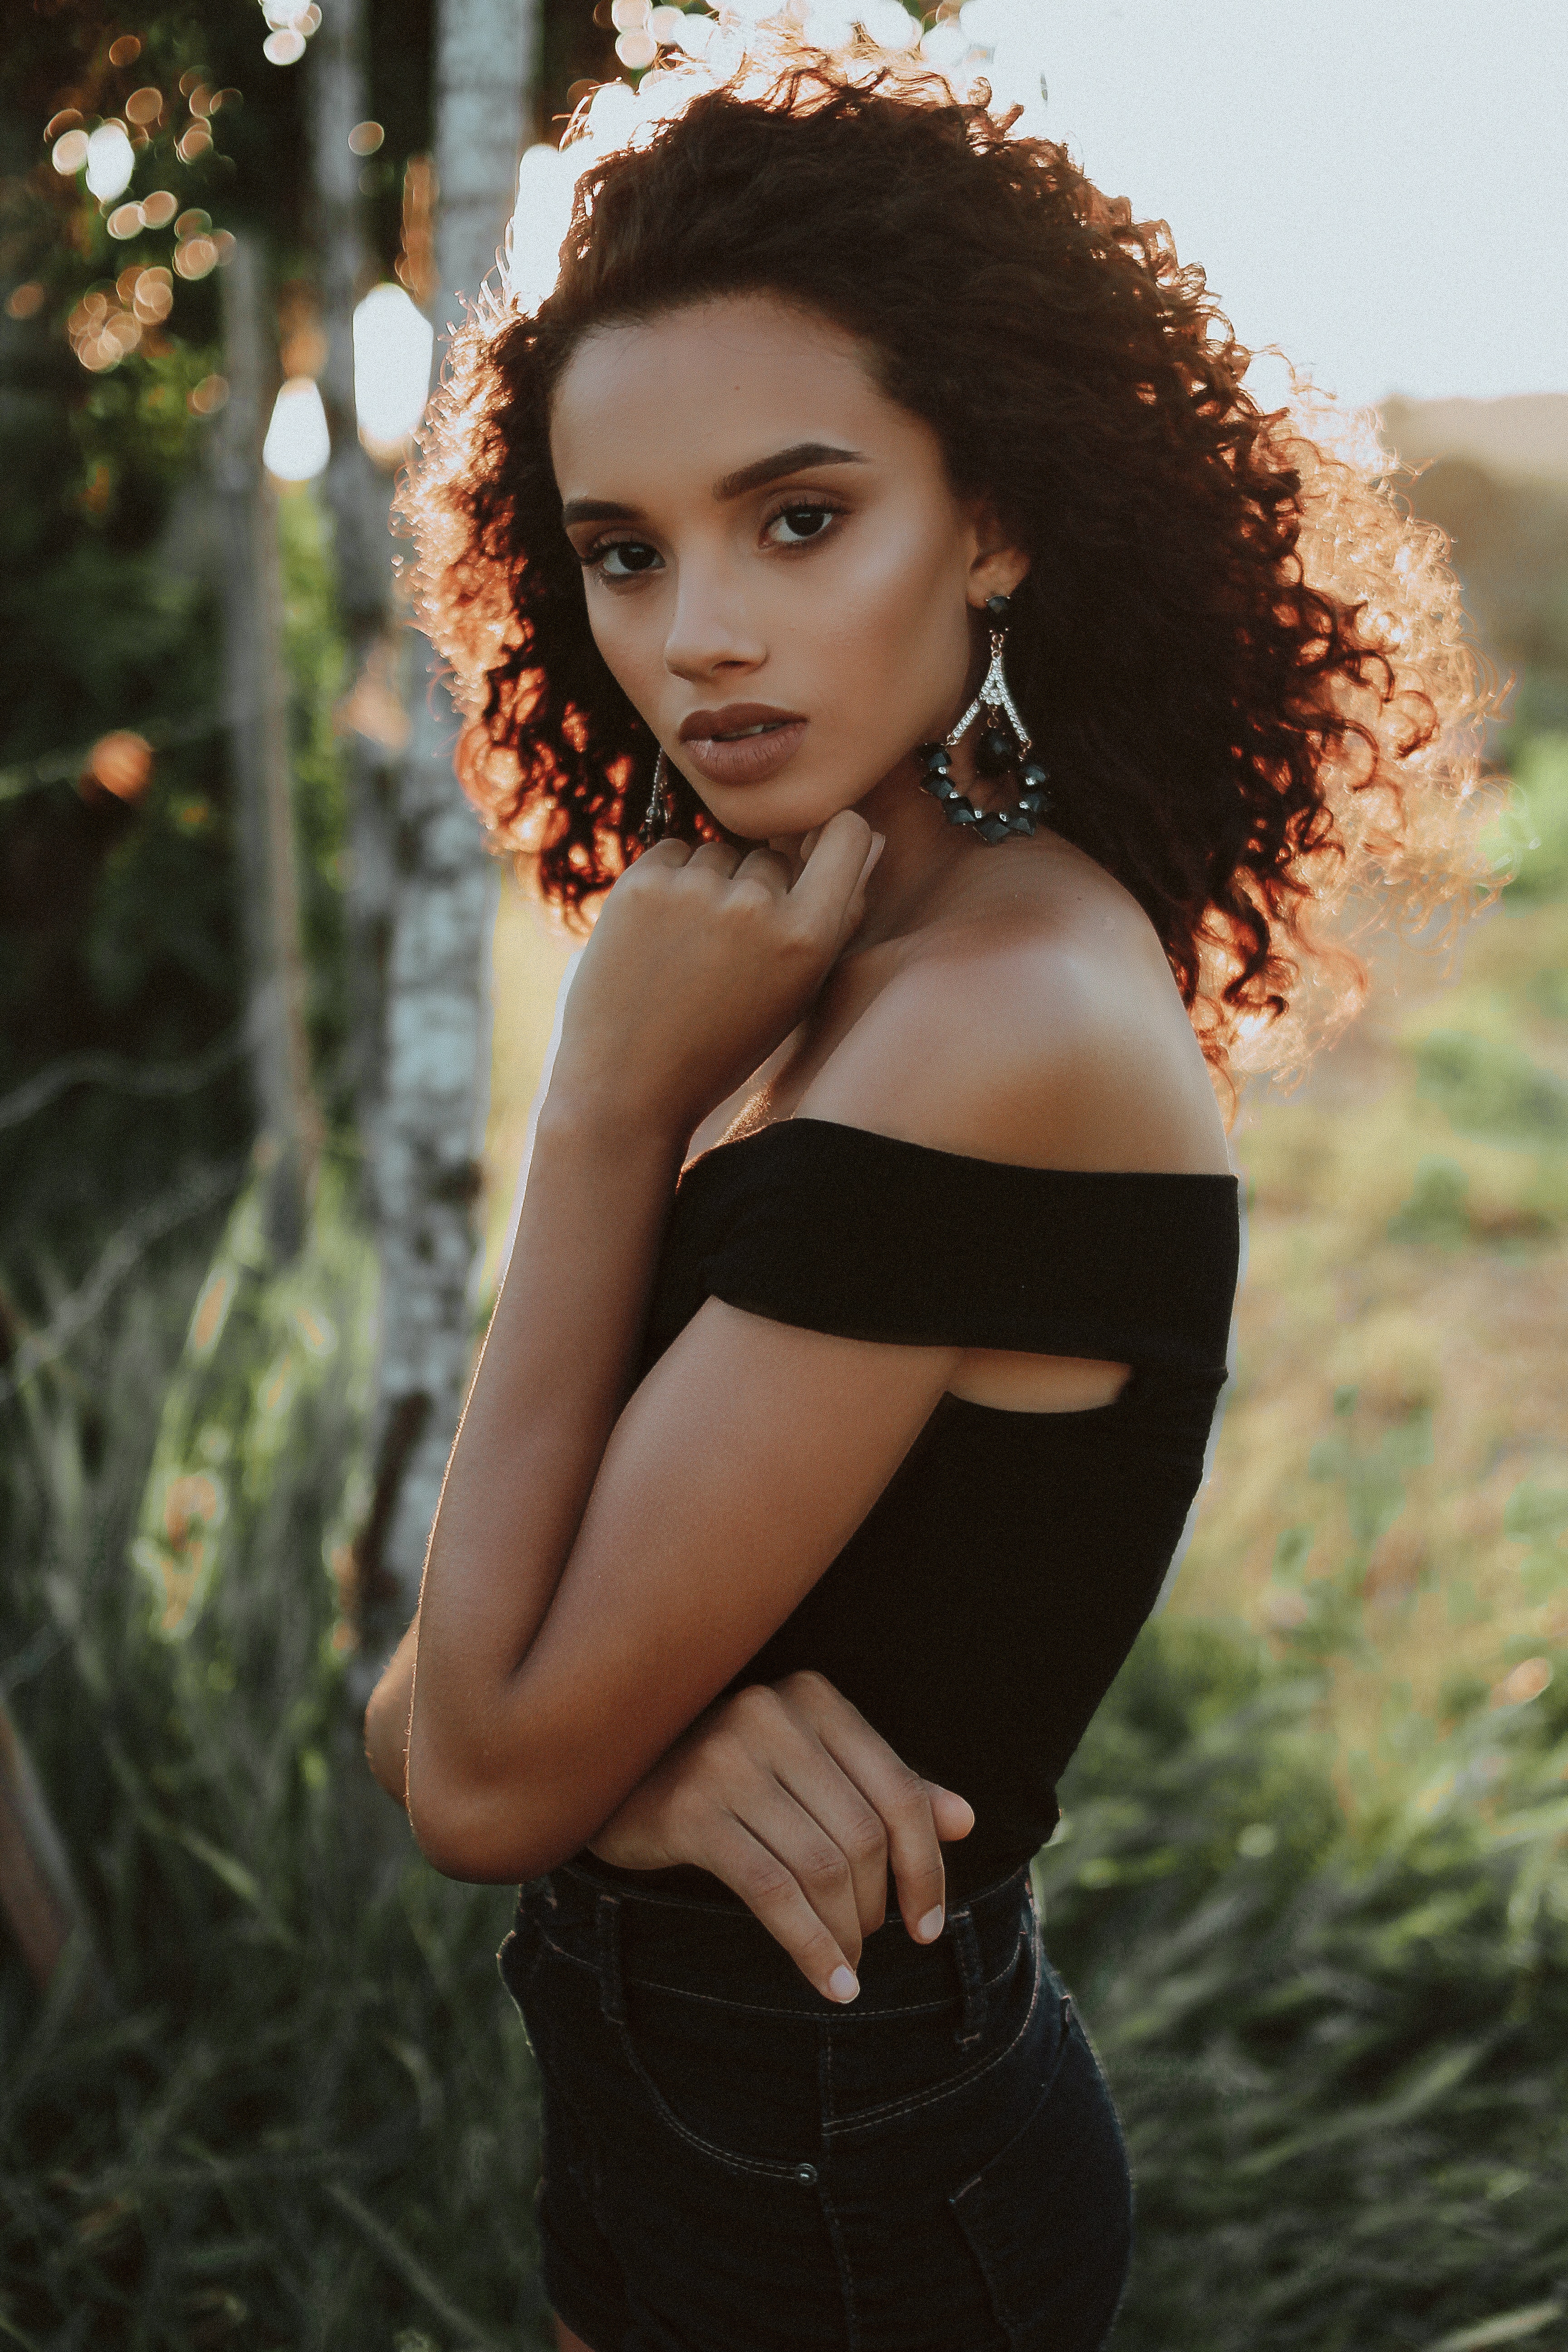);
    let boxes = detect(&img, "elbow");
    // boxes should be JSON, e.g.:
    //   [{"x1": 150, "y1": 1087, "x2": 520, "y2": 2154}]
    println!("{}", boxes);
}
[
  {"x1": 406, "y1": 1759, "x2": 584, "y2": 1886},
  {"x1": 363, "y1": 1686, "x2": 408, "y2": 1809}
]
